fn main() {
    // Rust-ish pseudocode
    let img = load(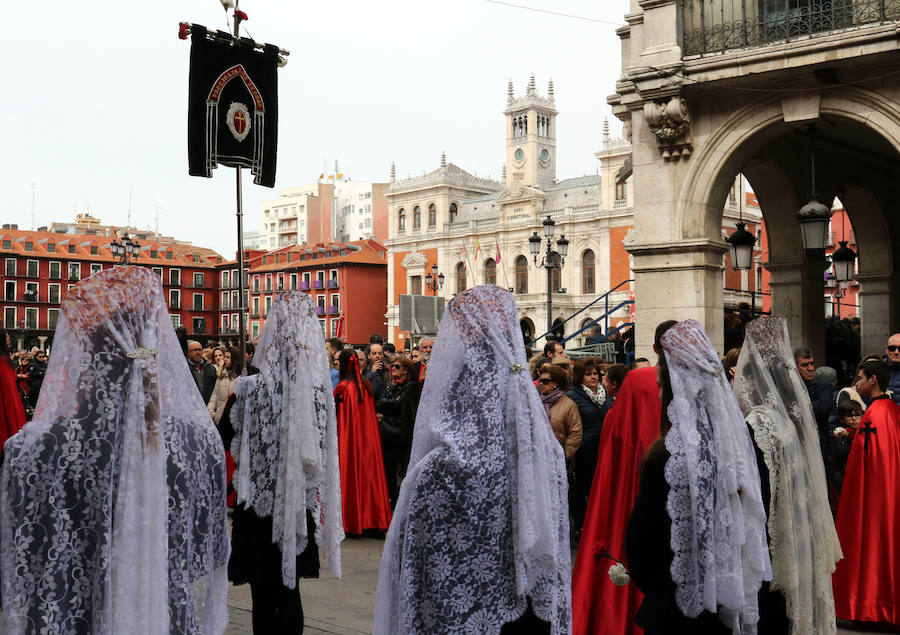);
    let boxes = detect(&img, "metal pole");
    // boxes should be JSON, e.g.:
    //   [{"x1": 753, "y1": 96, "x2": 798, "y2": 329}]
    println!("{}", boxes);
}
[
  {"x1": 546, "y1": 255, "x2": 553, "y2": 338},
  {"x1": 233, "y1": 4, "x2": 248, "y2": 368}
]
